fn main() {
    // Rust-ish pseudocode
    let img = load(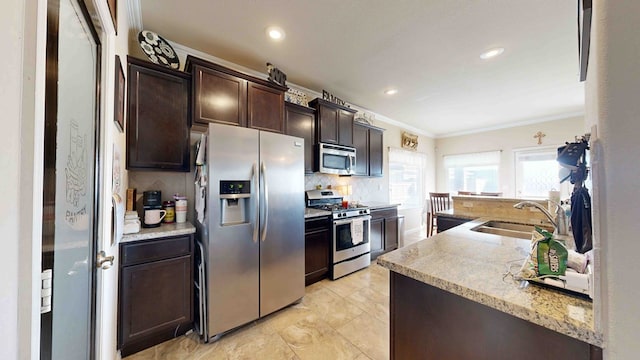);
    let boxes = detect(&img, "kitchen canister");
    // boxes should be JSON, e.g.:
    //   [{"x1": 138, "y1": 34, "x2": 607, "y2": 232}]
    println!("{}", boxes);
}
[
  {"x1": 162, "y1": 200, "x2": 175, "y2": 223},
  {"x1": 174, "y1": 194, "x2": 187, "y2": 223}
]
